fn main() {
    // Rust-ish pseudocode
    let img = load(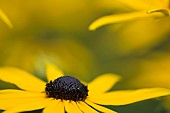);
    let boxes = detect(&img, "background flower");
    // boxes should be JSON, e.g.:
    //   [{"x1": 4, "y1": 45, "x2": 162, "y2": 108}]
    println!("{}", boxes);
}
[{"x1": 89, "y1": 0, "x2": 170, "y2": 55}]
